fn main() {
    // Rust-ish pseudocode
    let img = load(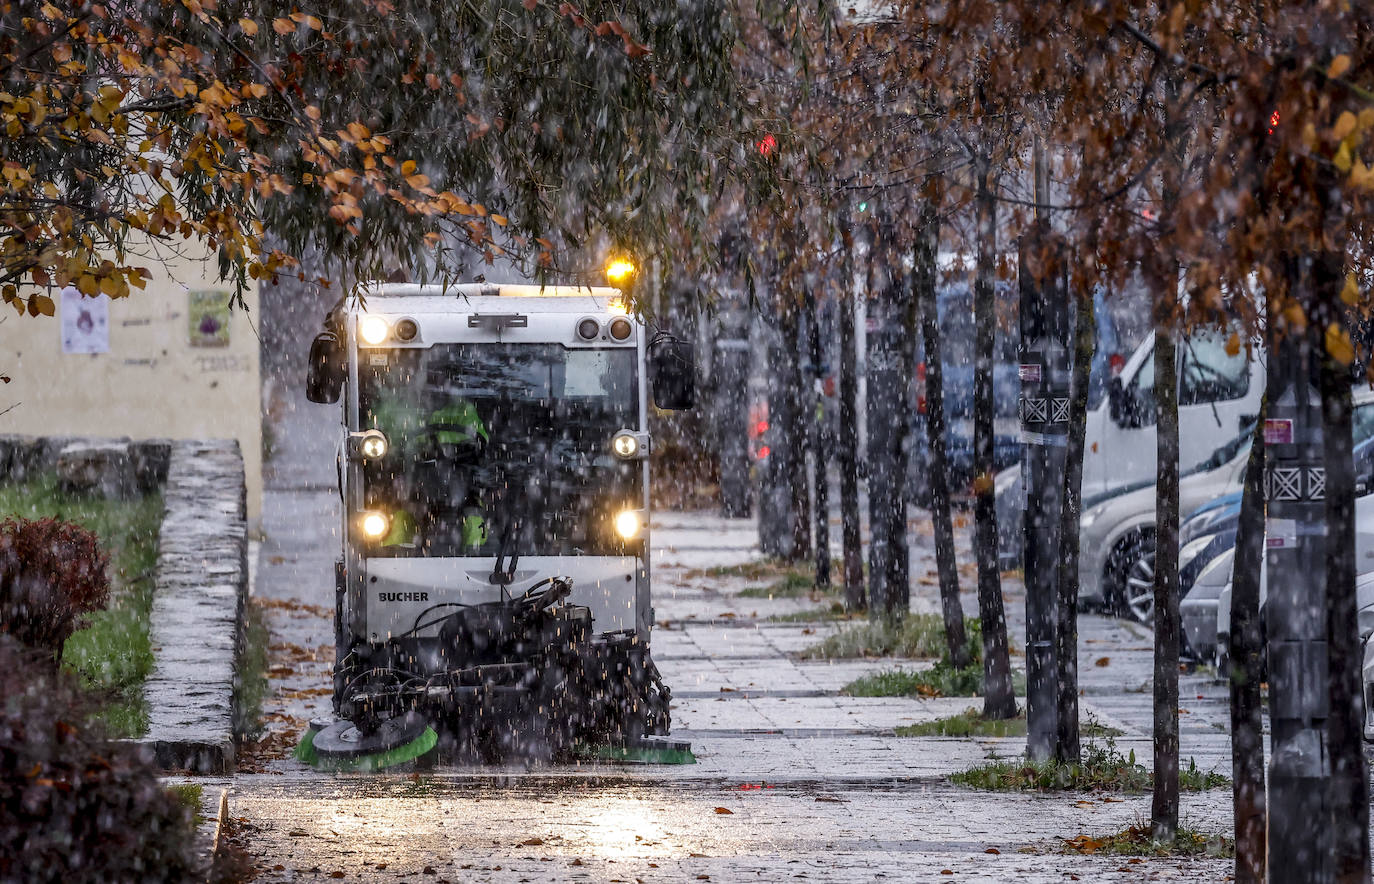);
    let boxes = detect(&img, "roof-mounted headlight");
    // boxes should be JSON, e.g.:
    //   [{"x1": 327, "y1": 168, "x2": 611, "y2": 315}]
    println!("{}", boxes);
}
[
  {"x1": 359, "y1": 315, "x2": 390, "y2": 345},
  {"x1": 577, "y1": 317, "x2": 602, "y2": 341}
]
